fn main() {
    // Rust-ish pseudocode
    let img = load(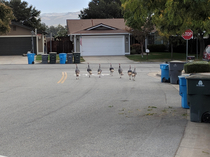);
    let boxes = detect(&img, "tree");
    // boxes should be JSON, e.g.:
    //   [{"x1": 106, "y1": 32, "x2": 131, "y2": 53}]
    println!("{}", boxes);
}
[
  {"x1": 0, "y1": 2, "x2": 15, "y2": 34},
  {"x1": 2, "y1": 0, "x2": 44, "y2": 31},
  {"x1": 46, "y1": 25, "x2": 67, "y2": 38},
  {"x1": 79, "y1": 0, "x2": 123, "y2": 19},
  {"x1": 121, "y1": 0, "x2": 210, "y2": 56},
  {"x1": 121, "y1": 0, "x2": 154, "y2": 55}
]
